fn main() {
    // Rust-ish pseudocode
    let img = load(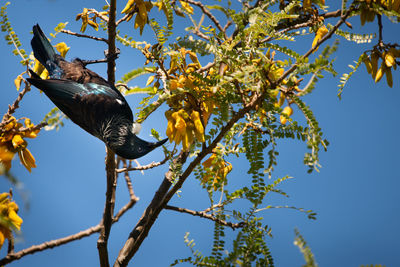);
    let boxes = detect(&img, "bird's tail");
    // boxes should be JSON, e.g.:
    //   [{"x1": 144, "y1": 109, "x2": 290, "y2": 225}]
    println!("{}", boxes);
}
[{"x1": 31, "y1": 24, "x2": 57, "y2": 69}]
